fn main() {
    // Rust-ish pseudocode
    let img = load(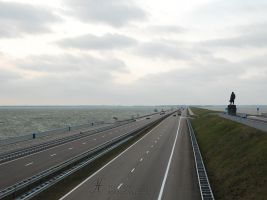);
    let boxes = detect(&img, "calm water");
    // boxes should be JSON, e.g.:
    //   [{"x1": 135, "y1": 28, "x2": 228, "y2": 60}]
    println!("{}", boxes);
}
[
  {"x1": 198, "y1": 105, "x2": 267, "y2": 115},
  {"x1": 0, "y1": 106, "x2": 174, "y2": 140}
]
